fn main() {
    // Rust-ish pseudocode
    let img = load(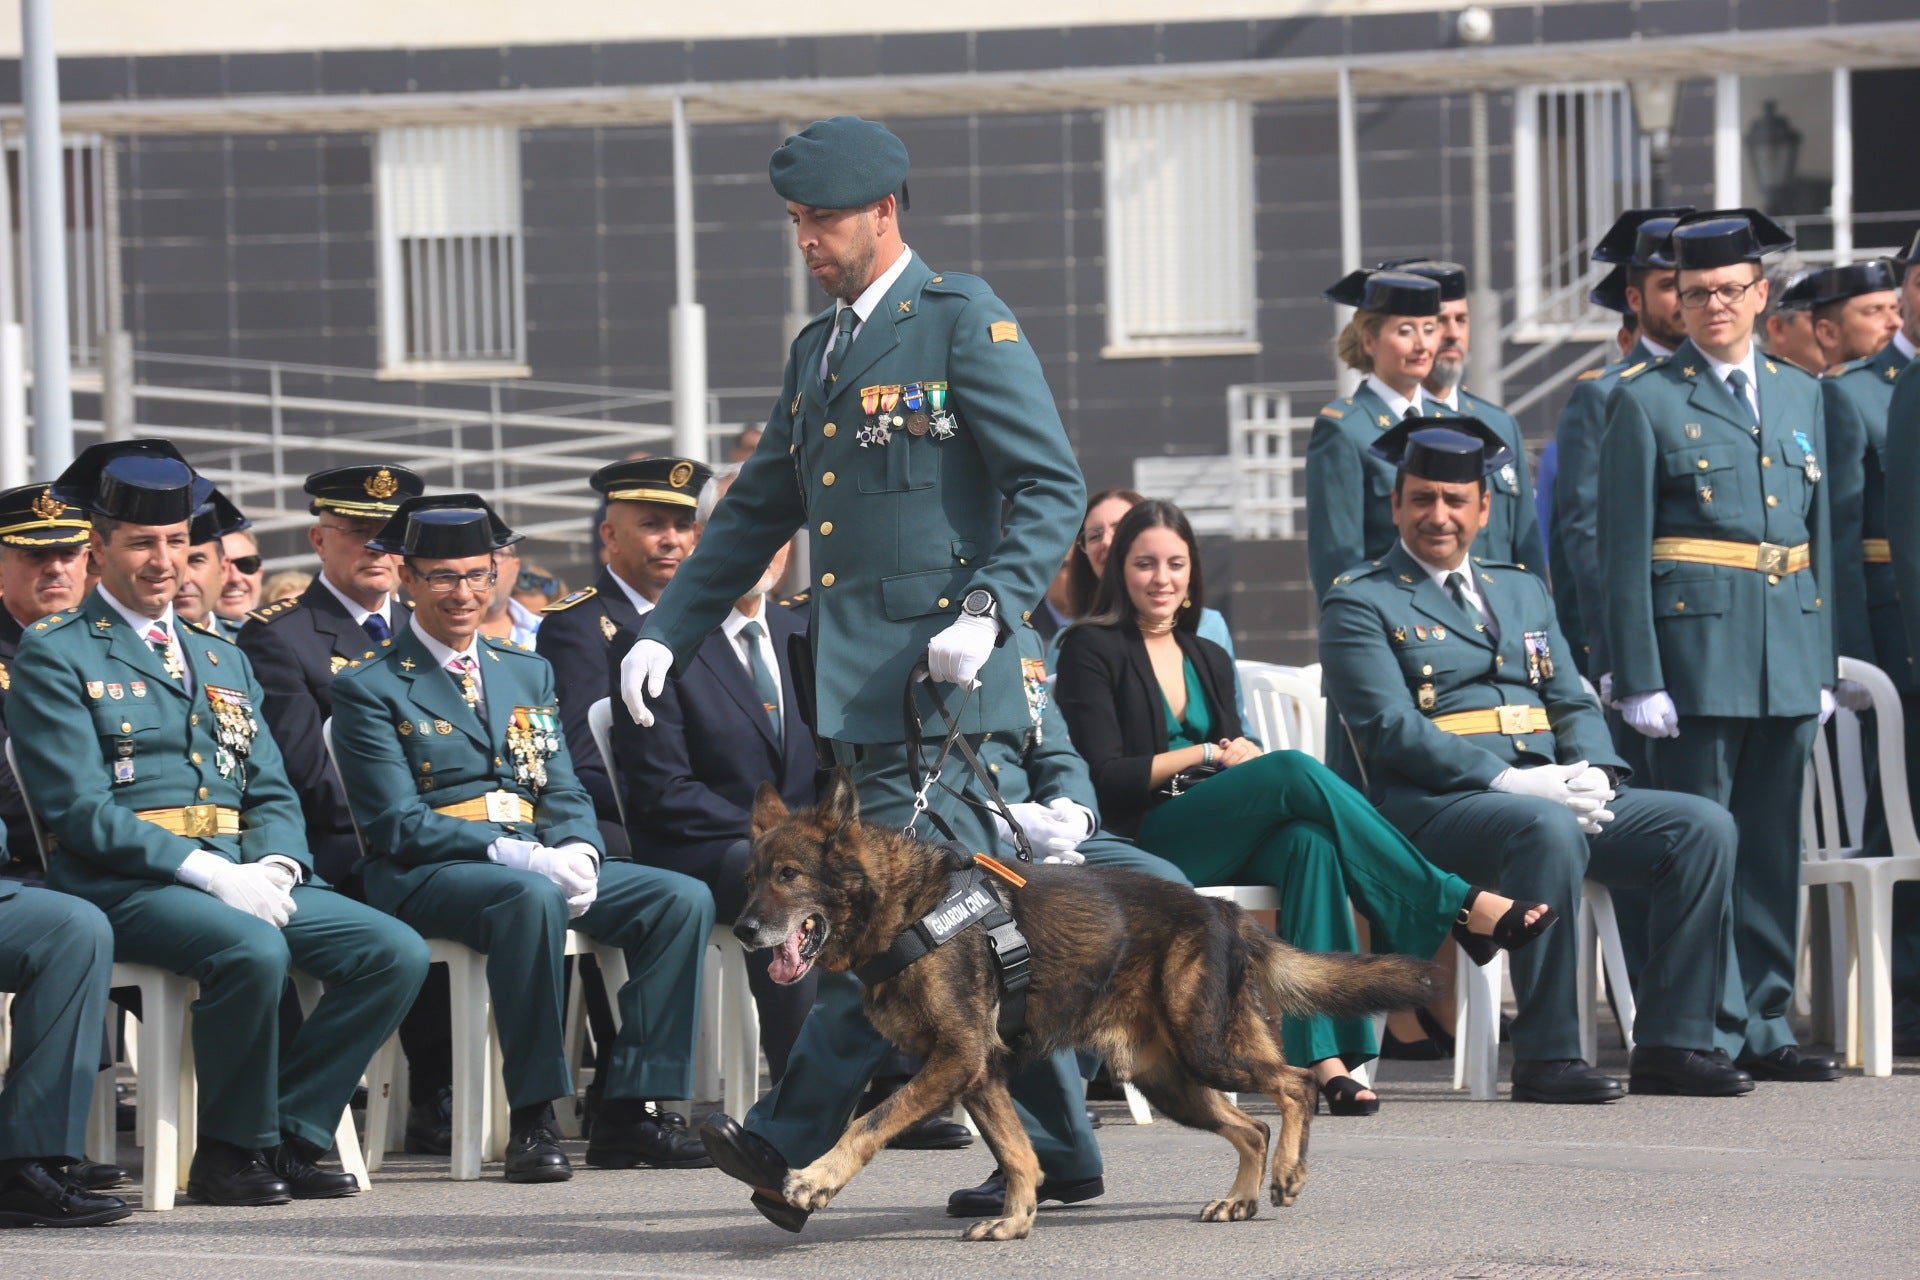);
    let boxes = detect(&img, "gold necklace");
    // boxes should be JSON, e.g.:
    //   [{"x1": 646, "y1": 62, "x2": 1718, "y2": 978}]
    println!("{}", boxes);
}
[{"x1": 1136, "y1": 613, "x2": 1177, "y2": 635}]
